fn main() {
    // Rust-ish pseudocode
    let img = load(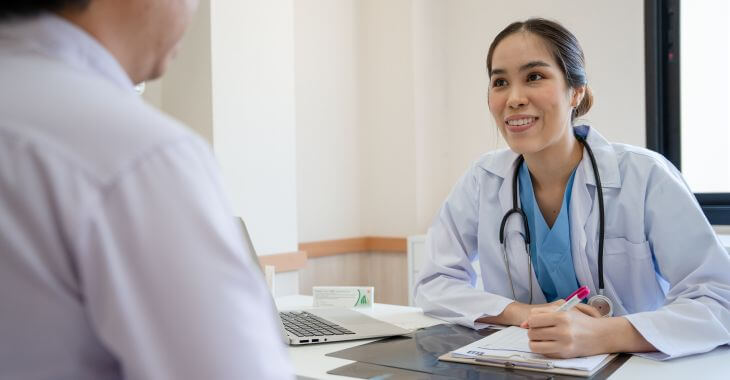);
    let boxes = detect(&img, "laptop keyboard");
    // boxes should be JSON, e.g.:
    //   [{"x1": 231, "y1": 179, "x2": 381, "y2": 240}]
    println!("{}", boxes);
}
[{"x1": 279, "y1": 311, "x2": 356, "y2": 337}]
